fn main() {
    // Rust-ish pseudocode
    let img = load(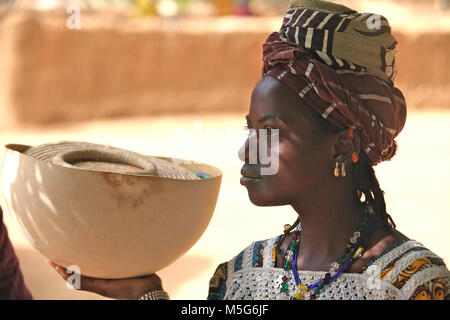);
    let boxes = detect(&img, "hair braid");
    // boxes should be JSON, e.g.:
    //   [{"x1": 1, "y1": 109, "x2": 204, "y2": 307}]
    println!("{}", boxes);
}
[{"x1": 353, "y1": 151, "x2": 396, "y2": 229}]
